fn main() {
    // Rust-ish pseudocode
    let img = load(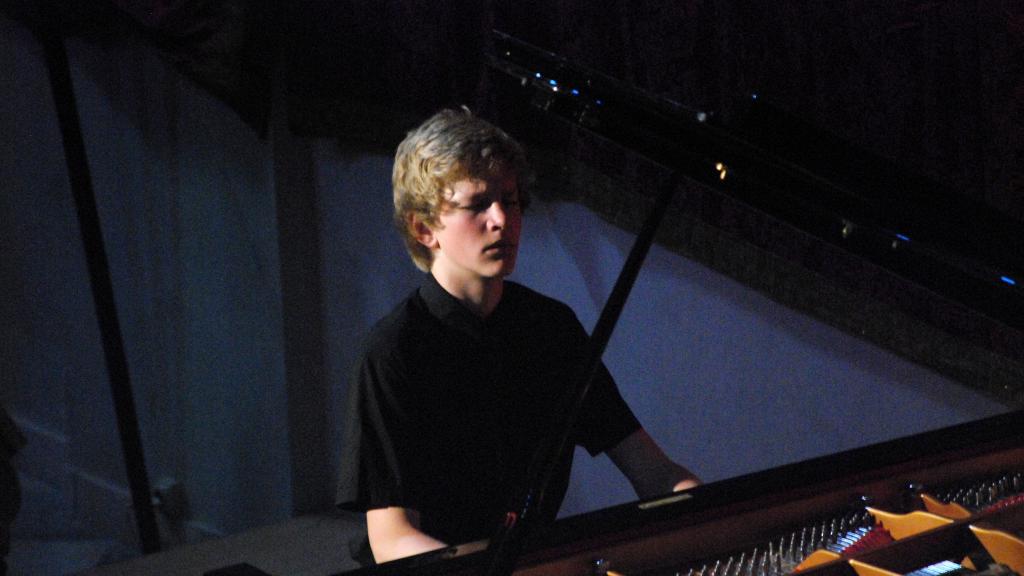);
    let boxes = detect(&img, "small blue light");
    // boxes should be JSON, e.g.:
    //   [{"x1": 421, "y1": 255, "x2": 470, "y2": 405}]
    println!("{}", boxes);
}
[
  {"x1": 535, "y1": 72, "x2": 541, "y2": 79},
  {"x1": 896, "y1": 234, "x2": 910, "y2": 242},
  {"x1": 571, "y1": 89, "x2": 580, "y2": 96},
  {"x1": 549, "y1": 79, "x2": 557, "y2": 86},
  {"x1": 752, "y1": 93, "x2": 759, "y2": 100},
  {"x1": 596, "y1": 99, "x2": 604, "y2": 106},
  {"x1": 1000, "y1": 276, "x2": 1017, "y2": 286}
]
